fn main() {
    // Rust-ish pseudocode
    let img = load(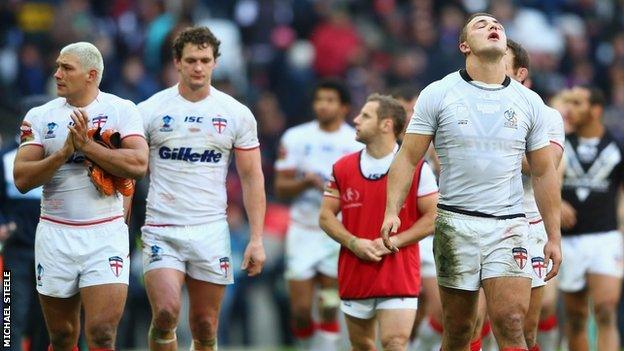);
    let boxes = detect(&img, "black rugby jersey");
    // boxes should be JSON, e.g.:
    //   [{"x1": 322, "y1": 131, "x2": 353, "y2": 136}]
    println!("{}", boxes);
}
[{"x1": 562, "y1": 131, "x2": 624, "y2": 235}]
